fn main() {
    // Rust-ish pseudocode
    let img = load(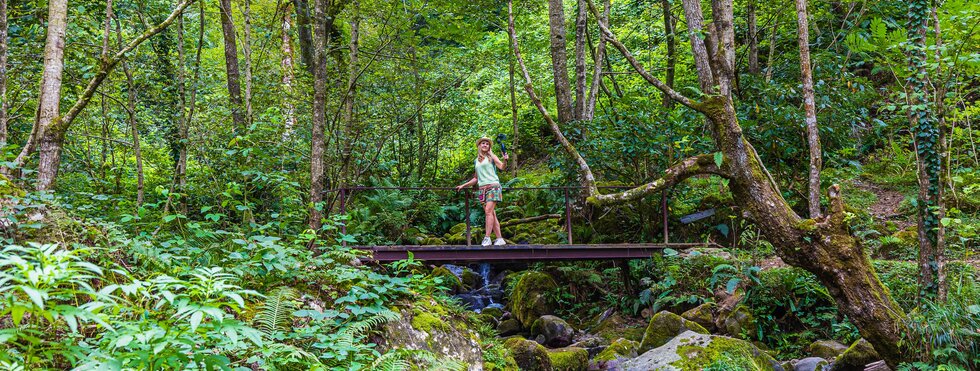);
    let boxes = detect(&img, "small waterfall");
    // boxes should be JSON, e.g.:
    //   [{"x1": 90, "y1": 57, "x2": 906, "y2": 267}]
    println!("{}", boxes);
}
[{"x1": 449, "y1": 263, "x2": 504, "y2": 312}]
